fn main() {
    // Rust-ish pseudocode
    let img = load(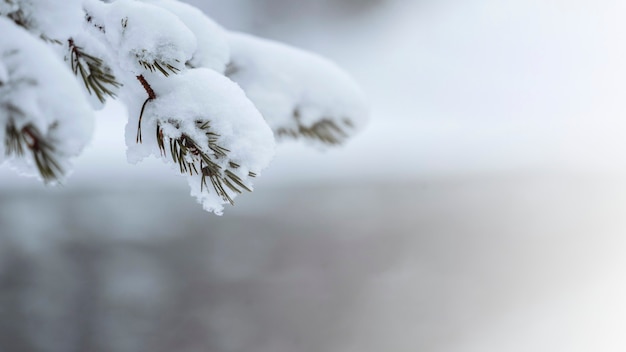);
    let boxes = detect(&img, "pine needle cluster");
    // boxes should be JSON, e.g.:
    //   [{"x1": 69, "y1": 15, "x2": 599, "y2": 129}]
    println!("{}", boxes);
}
[
  {"x1": 277, "y1": 117, "x2": 351, "y2": 145},
  {"x1": 156, "y1": 120, "x2": 255, "y2": 205},
  {"x1": 5, "y1": 119, "x2": 63, "y2": 182},
  {"x1": 6, "y1": 8, "x2": 29, "y2": 30},
  {"x1": 138, "y1": 58, "x2": 180, "y2": 77},
  {"x1": 69, "y1": 39, "x2": 121, "y2": 103}
]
